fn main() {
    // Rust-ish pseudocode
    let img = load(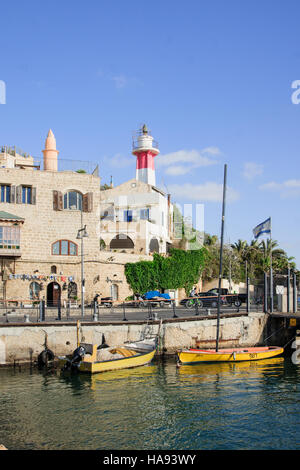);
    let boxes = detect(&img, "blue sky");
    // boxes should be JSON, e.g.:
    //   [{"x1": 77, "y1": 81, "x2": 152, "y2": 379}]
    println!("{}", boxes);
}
[{"x1": 1, "y1": 0, "x2": 300, "y2": 265}]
